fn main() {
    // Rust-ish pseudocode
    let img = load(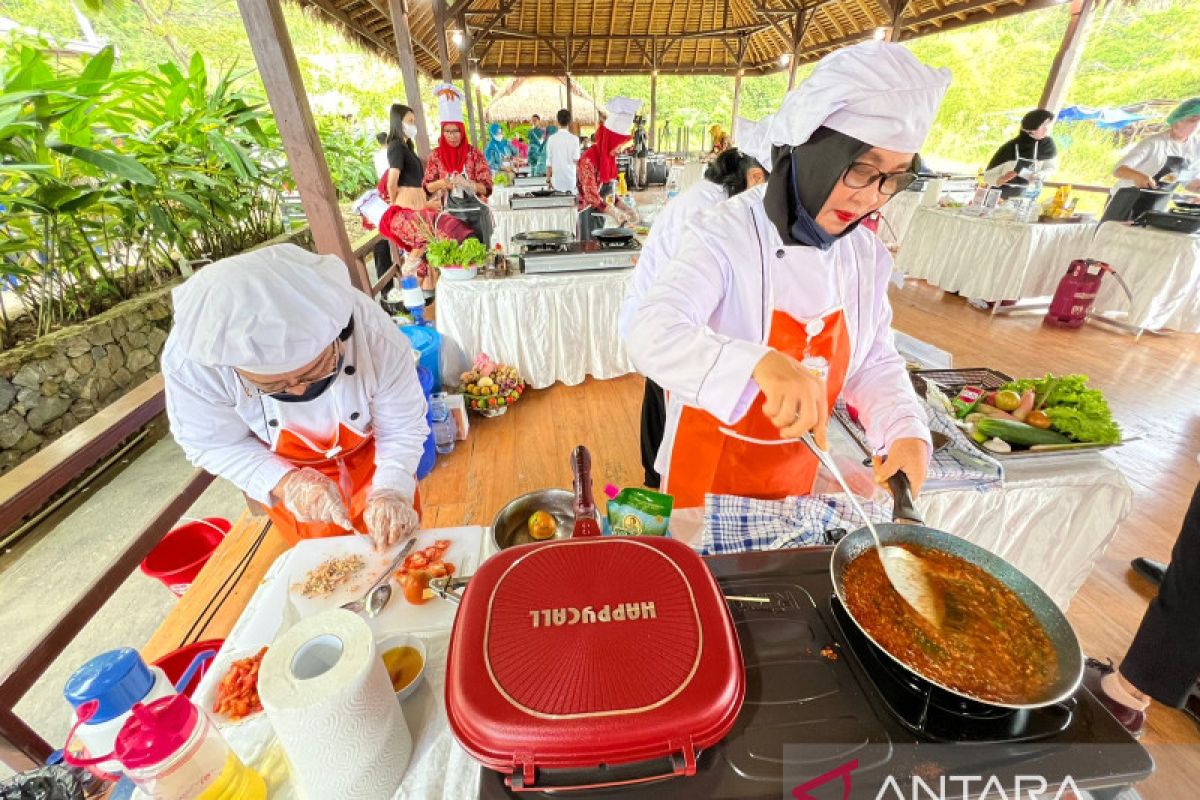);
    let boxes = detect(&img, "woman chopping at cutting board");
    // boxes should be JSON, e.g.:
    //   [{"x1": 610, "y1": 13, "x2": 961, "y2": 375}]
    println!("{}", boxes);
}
[
  {"x1": 628, "y1": 41, "x2": 948, "y2": 521},
  {"x1": 162, "y1": 244, "x2": 428, "y2": 550}
]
